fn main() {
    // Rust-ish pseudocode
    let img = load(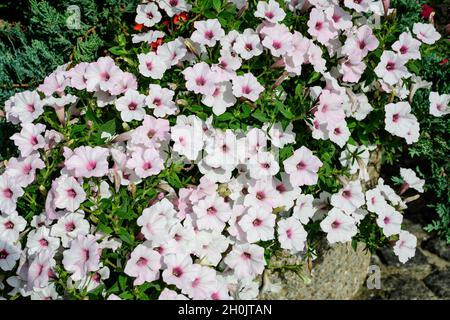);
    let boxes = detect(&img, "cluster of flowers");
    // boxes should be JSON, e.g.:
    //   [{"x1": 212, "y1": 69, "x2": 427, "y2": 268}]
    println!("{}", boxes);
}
[{"x1": 0, "y1": 0, "x2": 447, "y2": 300}]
